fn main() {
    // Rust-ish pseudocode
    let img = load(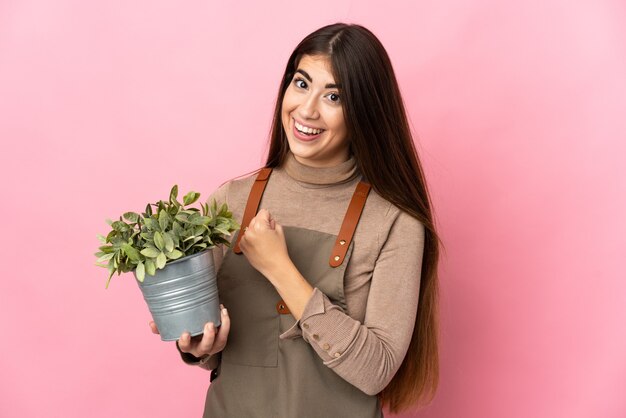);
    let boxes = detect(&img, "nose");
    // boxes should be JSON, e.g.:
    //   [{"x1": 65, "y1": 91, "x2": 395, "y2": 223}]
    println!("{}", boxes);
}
[{"x1": 297, "y1": 94, "x2": 319, "y2": 120}]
